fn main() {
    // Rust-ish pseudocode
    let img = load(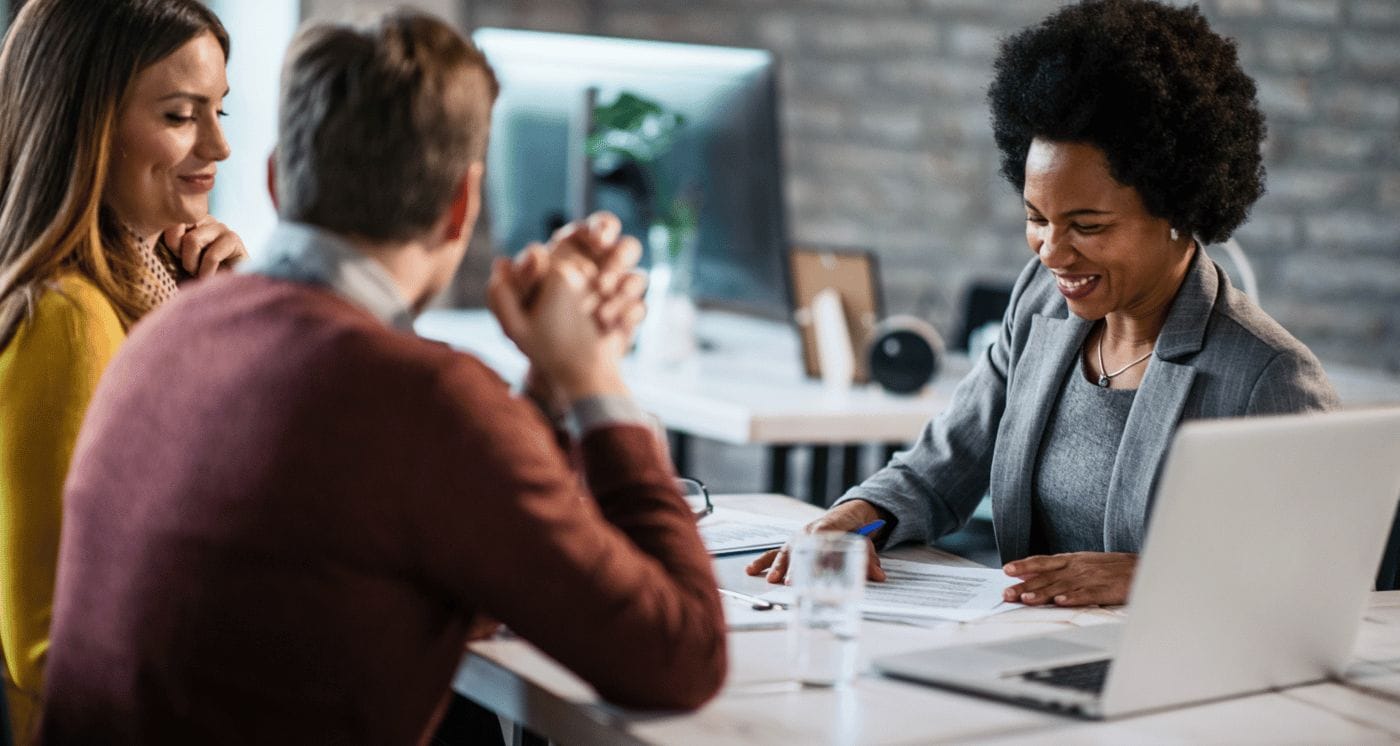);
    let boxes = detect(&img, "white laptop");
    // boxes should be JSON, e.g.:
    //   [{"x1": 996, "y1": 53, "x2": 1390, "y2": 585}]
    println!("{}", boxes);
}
[{"x1": 874, "y1": 408, "x2": 1400, "y2": 719}]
